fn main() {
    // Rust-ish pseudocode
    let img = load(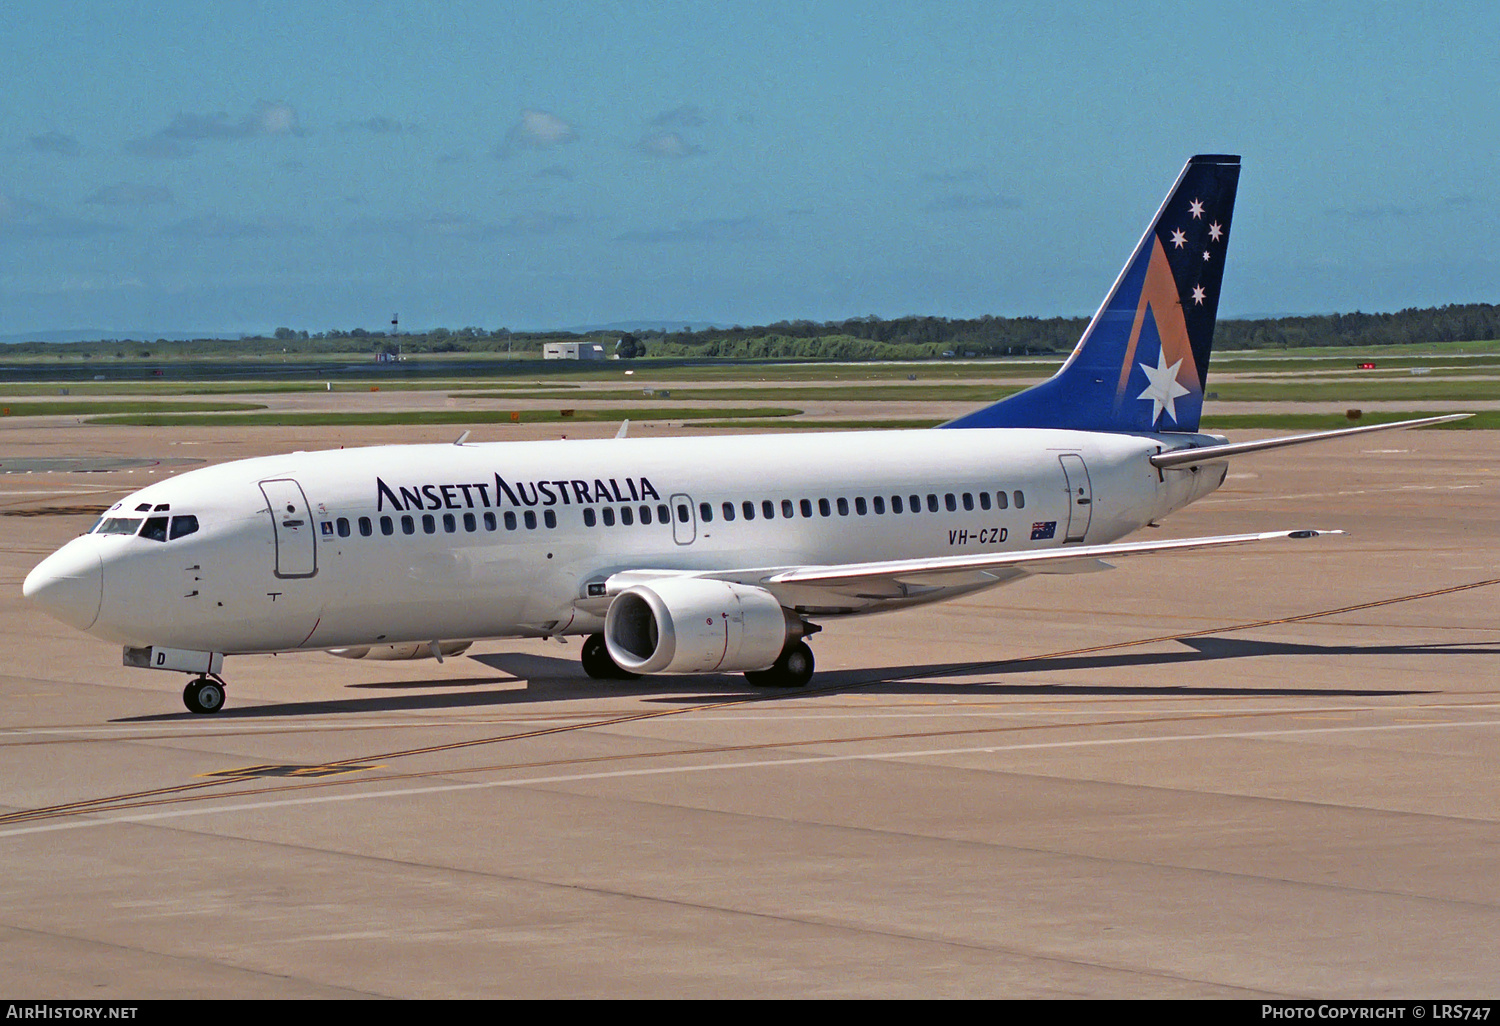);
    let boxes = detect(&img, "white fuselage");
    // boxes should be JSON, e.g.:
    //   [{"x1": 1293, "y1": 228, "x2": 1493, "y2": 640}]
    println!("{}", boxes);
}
[{"x1": 34, "y1": 426, "x2": 1224, "y2": 656}]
